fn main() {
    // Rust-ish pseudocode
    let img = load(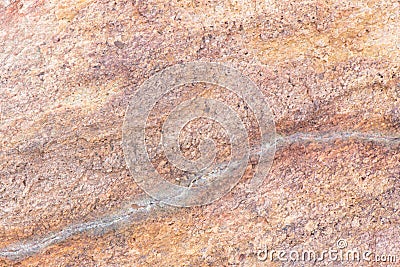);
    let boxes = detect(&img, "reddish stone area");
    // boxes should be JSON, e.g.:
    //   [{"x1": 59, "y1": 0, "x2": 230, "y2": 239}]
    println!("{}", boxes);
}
[{"x1": 0, "y1": 0, "x2": 399, "y2": 266}]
